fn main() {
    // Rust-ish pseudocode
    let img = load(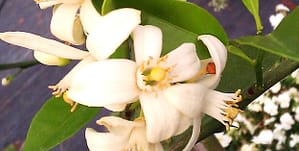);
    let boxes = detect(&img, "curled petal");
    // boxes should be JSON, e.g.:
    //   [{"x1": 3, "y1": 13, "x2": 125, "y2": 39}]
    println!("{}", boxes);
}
[
  {"x1": 198, "y1": 35, "x2": 227, "y2": 88},
  {"x1": 97, "y1": 116, "x2": 136, "y2": 134},
  {"x1": 80, "y1": 0, "x2": 103, "y2": 34},
  {"x1": 164, "y1": 83, "x2": 206, "y2": 118},
  {"x1": 0, "y1": 32, "x2": 89, "y2": 59},
  {"x1": 87, "y1": 8, "x2": 141, "y2": 60},
  {"x1": 132, "y1": 25, "x2": 163, "y2": 65},
  {"x1": 33, "y1": 51, "x2": 70, "y2": 66},
  {"x1": 49, "y1": 56, "x2": 96, "y2": 97},
  {"x1": 163, "y1": 43, "x2": 200, "y2": 83},
  {"x1": 183, "y1": 117, "x2": 202, "y2": 151},
  {"x1": 140, "y1": 92, "x2": 191, "y2": 143},
  {"x1": 50, "y1": 4, "x2": 85, "y2": 45},
  {"x1": 67, "y1": 59, "x2": 140, "y2": 108}
]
